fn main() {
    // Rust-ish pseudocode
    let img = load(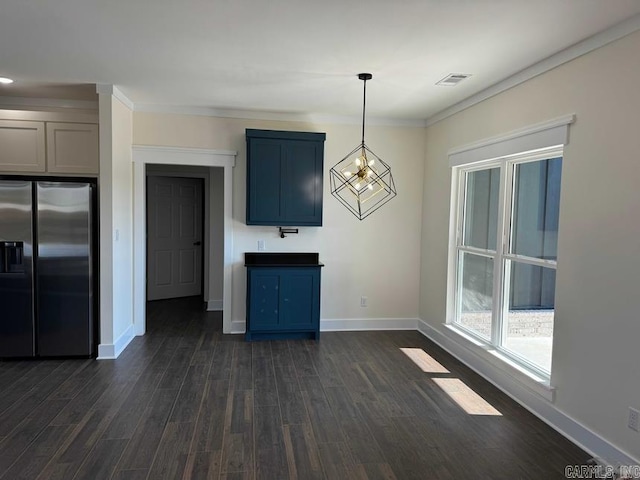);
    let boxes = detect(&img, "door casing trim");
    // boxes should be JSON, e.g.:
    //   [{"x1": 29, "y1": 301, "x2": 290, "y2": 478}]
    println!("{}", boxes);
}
[{"x1": 132, "y1": 145, "x2": 236, "y2": 335}]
